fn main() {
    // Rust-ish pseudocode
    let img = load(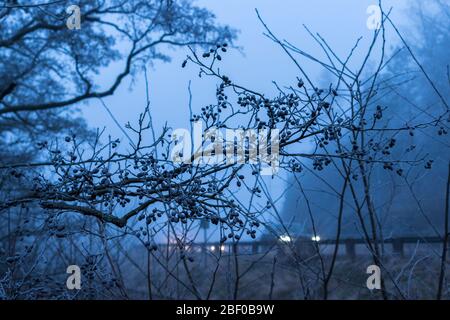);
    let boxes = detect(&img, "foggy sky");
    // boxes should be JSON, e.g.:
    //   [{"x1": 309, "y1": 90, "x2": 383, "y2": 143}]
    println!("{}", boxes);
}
[{"x1": 78, "y1": 0, "x2": 411, "y2": 238}]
